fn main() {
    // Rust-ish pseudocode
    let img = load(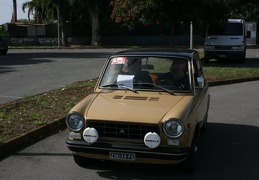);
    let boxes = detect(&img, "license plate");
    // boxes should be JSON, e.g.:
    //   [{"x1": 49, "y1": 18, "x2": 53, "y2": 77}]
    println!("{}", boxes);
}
[
  {"x1": 109, "y1": 152, "x2": 136, "y2": 161},
  {"x1": 219, "y1": 54, "x2": 227, "y2": 58}
]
